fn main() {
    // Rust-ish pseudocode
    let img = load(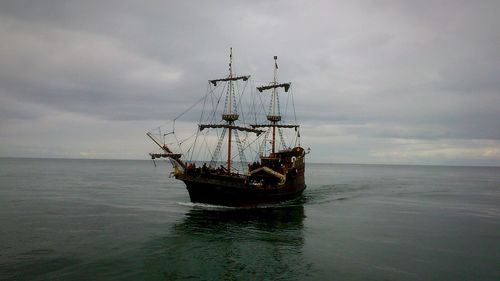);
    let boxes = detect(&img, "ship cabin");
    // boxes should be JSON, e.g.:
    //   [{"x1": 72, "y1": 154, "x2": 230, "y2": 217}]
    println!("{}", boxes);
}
[{"x1": 261, "y1": 147, "x2": 304, "y2": 171}]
